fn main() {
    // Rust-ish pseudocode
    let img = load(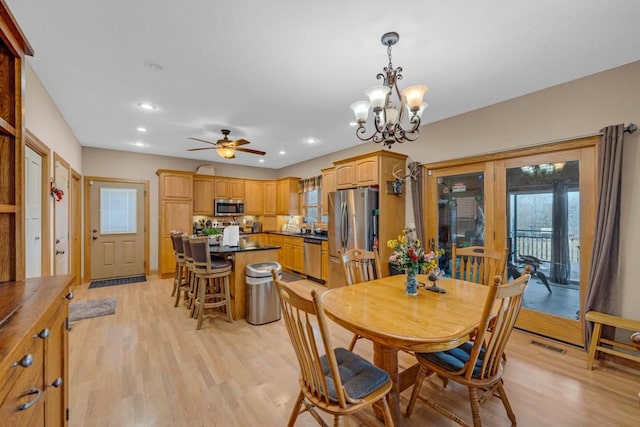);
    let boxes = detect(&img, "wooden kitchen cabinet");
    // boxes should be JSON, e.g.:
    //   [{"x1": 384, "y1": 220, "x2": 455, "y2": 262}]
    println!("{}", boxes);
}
[
  {"x1": 215, "y1": 178, "x2": 244, "y2": 199},
  {"x1": 263, "y1": 181, "x2": 277, "y2": 215},
  {"x1": 291, "y1": 237, "x2": 304, "y2": 274},
  {"x1": 157, "y1": 170, "x2": 193, "y2": 278},
  {"x1": 335, "y1": 155, "x2": 379, "y2": 189},
  {"x1": 277, "y1": 178, "x2": 300, "y2": 215},
  {"x1": 244, "y1": 180, "x2": 263, "y2": 215},
  {"x1": 321, "y1": 167, "x2": 335, "y2": 216},
  {"x1": 0, "y1": 276, "x2": 71, "y2": 427},
  {"x1": 321, "y1": 241, "x2": 328, "y2": 282},
  {"x1": 193, "y1": 175, "x2": 214, "y2": 215}
]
